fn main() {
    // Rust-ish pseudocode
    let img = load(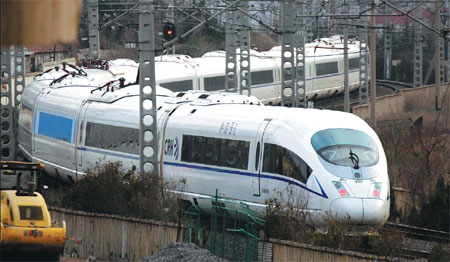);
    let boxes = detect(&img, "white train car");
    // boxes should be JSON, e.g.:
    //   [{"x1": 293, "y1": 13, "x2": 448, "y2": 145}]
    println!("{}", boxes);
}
[
  {"x1": 155, "y1": 55, "x2": 199, "y2": 91},
  {"x1": 260, "y1": 35, "x2": 363, "y2": 101},
  {"x1": 150, "y1": 35, "x2": 367, "y2": 105},
  {"x1": 18, "y1": 62, "x2": 388, "y2": 227}
]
